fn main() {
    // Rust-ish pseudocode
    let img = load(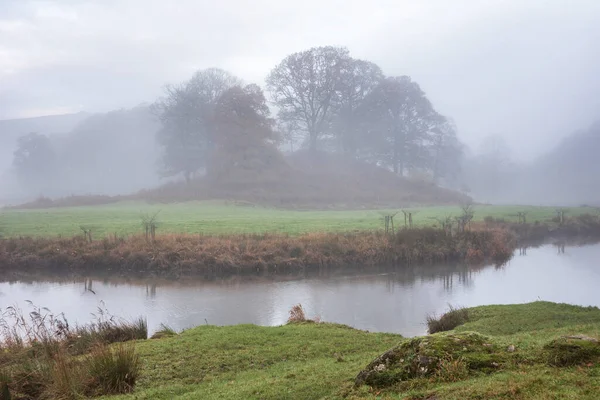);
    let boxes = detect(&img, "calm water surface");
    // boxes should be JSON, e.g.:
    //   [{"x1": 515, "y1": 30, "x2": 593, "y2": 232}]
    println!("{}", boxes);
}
[{"x1": 1, "y1": 244, "x2": 599, "y2": 337}]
